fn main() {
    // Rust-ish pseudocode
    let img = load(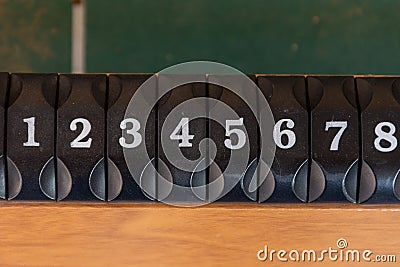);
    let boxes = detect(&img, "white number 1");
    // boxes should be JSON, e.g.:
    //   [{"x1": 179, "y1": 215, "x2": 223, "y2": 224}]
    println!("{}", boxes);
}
[
  {"x1": 23, "y1": 117, "x2": 40, "y2": 147},
  {"x1": 325, "y1": 121, "x2": 348, "y2": 151}
]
